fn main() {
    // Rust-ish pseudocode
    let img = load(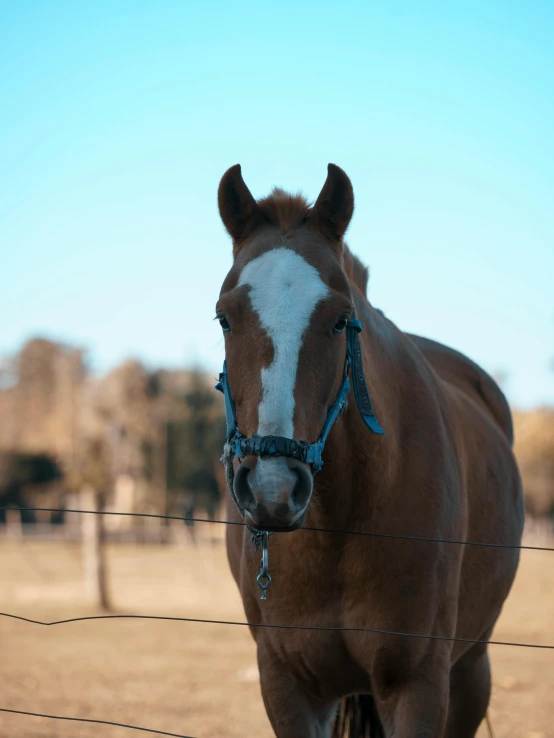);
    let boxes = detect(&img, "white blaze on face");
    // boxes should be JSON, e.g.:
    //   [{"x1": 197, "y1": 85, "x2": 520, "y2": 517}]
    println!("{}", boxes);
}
[{"x1": 238, "y1": 247, "x2": 330, "y2": 439}]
